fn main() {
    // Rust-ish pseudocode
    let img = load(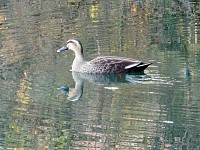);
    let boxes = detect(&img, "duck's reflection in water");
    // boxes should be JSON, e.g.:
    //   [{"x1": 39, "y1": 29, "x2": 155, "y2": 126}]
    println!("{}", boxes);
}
[{"x1": 58, "y1": 71, "x2": 149, "y2": 101}]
